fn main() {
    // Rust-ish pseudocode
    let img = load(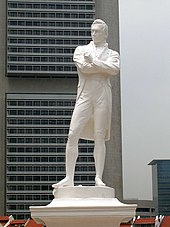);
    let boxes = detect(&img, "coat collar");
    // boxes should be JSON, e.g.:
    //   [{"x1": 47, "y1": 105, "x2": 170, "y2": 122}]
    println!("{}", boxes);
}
[{"x1": 89, "y1": 41, "x2": 109, "y2": 59}]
